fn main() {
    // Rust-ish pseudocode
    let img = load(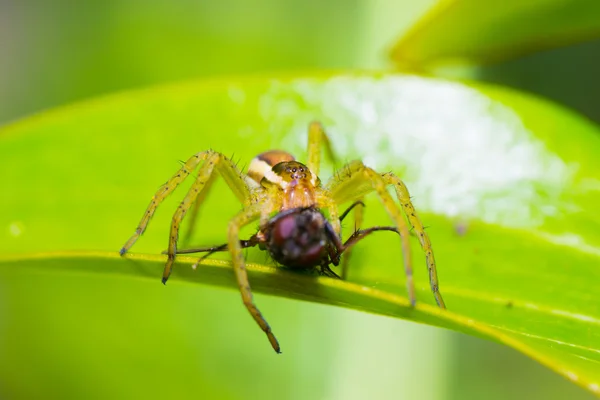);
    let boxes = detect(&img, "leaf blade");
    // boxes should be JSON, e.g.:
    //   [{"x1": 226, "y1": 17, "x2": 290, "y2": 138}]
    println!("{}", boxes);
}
[{"x1": 1, "y1": 73, "x2": 599, "y2": 394}]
